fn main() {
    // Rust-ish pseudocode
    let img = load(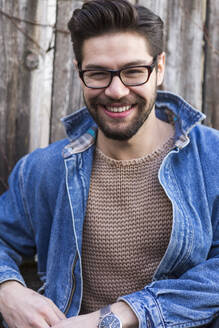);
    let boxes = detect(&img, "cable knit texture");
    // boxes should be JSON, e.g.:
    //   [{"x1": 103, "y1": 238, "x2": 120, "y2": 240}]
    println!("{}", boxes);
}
[{"x1": 80, "y1": 137, "x2": 174, "y2": 314}]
